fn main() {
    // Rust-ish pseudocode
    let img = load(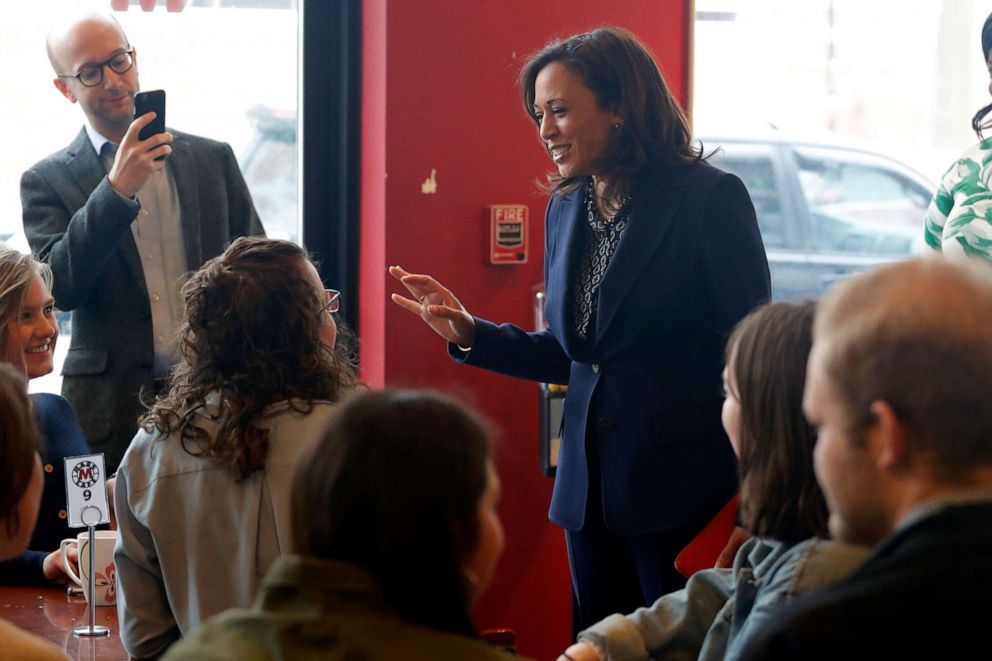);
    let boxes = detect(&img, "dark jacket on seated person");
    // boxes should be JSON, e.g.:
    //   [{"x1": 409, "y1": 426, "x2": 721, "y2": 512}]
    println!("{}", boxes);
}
[
  {"x1": 162, "y1": 555, "x2": 523, "y2": 661},
  {"x1": 739, "y1": 501, "x2": 992, "y2": 660},
  {"x1": 0, "y1": 393, "x2": 91, "y2": 586}
]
